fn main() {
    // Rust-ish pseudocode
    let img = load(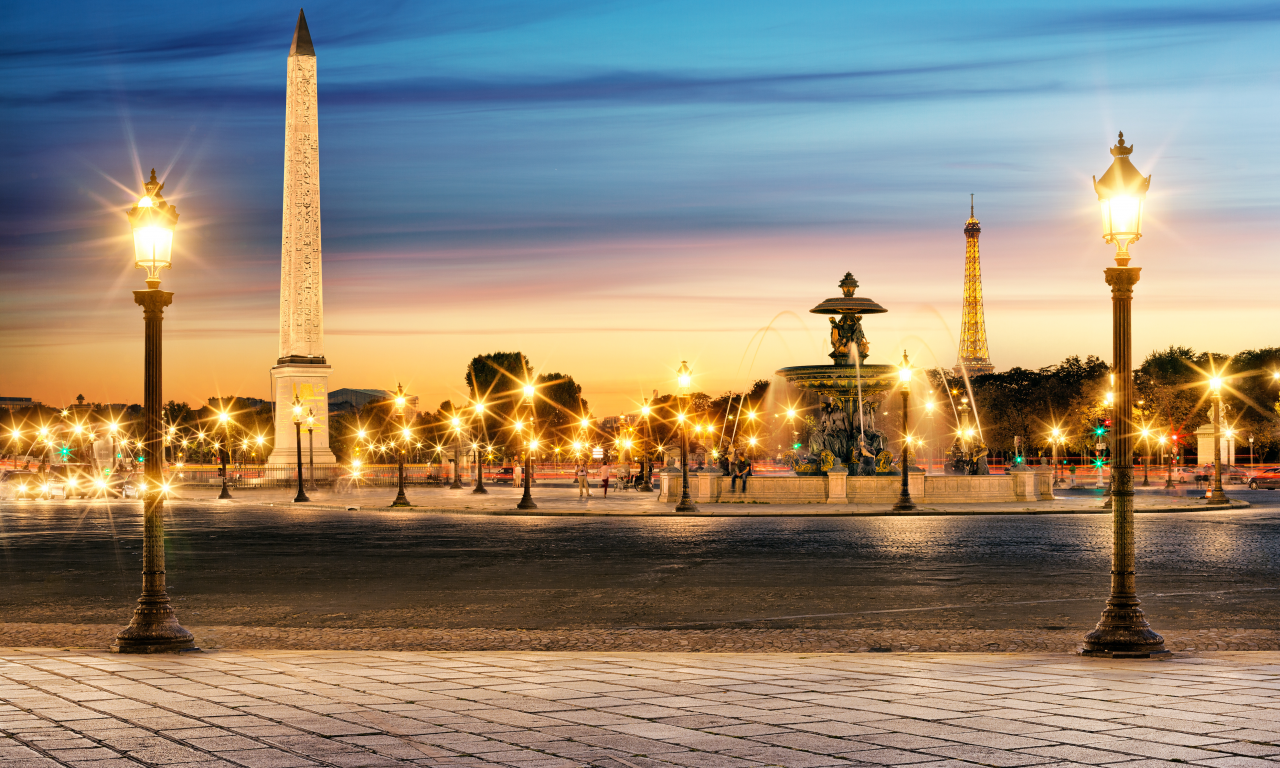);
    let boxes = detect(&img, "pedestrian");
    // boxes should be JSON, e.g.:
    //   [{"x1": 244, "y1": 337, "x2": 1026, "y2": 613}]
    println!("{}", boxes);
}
[
  {"x1": 513, "y1": 462, "x2": 522, "y2": 488},
  {"x1": 600, "y1": 460, "x2": 611, "y2": 497},
  {"x1": 576, "y1": 461, "x2": 591, "y2": 498},
  {"x1": 621, "y1": 460, "x2": 632, "y2": 491},
  {"x1": 732, "y1": 450, "x2": 752, "y2": 492}
]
